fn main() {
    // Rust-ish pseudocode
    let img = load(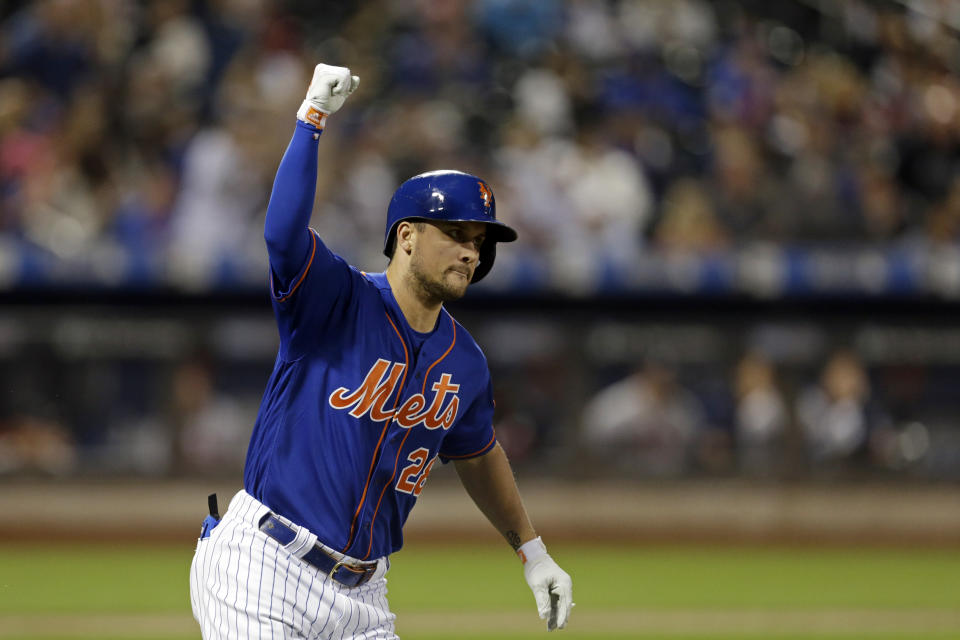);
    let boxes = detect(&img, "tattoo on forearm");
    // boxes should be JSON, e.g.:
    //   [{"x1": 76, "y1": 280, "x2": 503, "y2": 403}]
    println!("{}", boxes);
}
[{"x1": 506, "y1": 530, "x2": 522, "y2": 551}]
